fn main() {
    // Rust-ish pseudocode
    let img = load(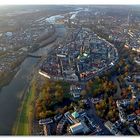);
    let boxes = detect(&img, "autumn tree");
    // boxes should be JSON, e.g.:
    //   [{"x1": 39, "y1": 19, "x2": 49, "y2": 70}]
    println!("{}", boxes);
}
[
  {"x1": 55, "y1": 84, "x2": 64, "y2": 102},
  {"x1": 78, "y1": 100, "x2": 85, "y2": 109},
  {"x1": 46, "y1": 110, "x2": 54, "y2": 118},
  {"x1": 95, "y1": 103, "x2": 100, "y2": 110},
  {"x1": 81, "y1": 90, "x2": 87, "y2": 98},
  {"x1": 93, "y1": 88, "x2": 100, "y2": 97},
  {"x1": 55, "y1": 90, "x2": 64, "y2": 102},
  {"x1": 100, "y1": 99, "x2": 106, "y2": 109},
  {"x1": 39, "y1": 111, "x2": 47, "y2": 119},
  {"x1": 86, "y1": 80, "x2": 93, "y2": 91},
  {"x1": 107, "y1": 110, "x2": 114, "y2": 119},
  {"x1": 46, "y1": 91, "x2": 52, "y2": 105}
]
